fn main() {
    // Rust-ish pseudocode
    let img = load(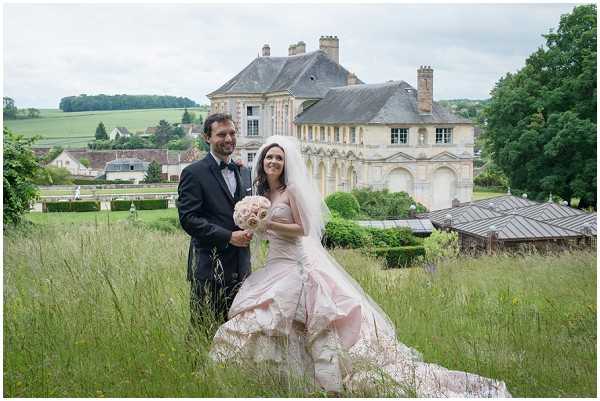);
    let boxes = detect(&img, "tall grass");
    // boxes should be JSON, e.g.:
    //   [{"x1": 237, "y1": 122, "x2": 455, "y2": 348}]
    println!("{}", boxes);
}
[{"x1": 3, "y1": 222, "x2": 596, "y2": 397}]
